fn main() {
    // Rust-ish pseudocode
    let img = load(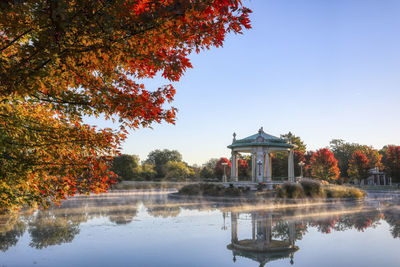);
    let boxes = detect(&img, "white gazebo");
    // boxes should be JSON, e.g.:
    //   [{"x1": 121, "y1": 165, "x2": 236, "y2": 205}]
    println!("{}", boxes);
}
[{"x1": 227, "y1": 128, "x2": 296, "y2": 187}]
